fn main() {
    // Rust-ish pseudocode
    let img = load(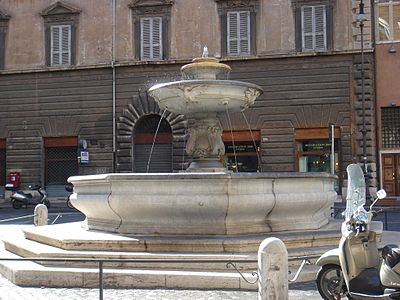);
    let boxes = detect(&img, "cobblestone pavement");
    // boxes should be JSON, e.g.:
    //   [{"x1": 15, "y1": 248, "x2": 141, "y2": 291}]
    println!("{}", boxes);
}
[{"x1": 0, "y1": 274, "x2": 321, "y2": 300}]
